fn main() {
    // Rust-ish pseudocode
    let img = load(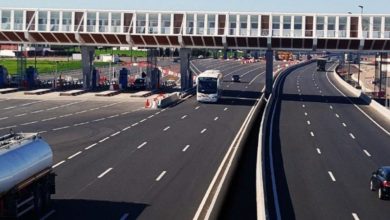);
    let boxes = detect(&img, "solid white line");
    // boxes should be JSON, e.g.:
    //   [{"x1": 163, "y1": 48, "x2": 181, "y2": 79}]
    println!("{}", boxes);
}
[
  {"x1": 163, "y1": 126, "x2": 170, "y2": 131},
  {"x1": 350, "y1": 133, "x2": 356, "y2": 139},
  {"x1": 122, "y1": 126, "x2": 131, "y2": 131},
  {"x1": 111, "y1": 131, "x2": 120, "y2": 137},
  {"x1": 52, "y1": 160, "x2": 65, "y2": 168},
  {"x1": 224, "y1": 107, "x2": 228, "y2": 111},
  {"x1": 68, "y1": 151, "x2": 82, "y2": 160},
  {"x1": 53, "y1": 126, "x2": 69, "y2": 131},
  {"x1": 21, "y1": 121, "x2": 38, "y2": 125},
  {"x1": 352, "y1": 213, "x2": 360, "y2": 220},
  {"x1": 85, "y1": 143, "x2": 97, "y2": 150},
  {"x1": 156, "y1": 171, "x2": 167, "y2": 181},
  {"x1": 317, "y1": 148, "x2": 322, "y2": 154},
  {"x1": 99, "y1": 137, "x2": 110, "y2": 143},
  {"x1": 140, "y1": 119, "x2": 147, "y2": 123},
  {"x1": 328, "y1": 171, "x2": 336, "y2": 182},
  {"x1": 137, "y1": 142, "x2": 147, "y2": 149},
  {"x1": 342, "y1": 123, "x2": 347, "y2": 127},
  {"x1": 214, "y1": 117, "x2": 219, "y2": 121},
  {"x1": 201, "y1": 128, "x2": 207, "y2": 134},
  {"x1": 326, "y1": 72, "x2": 390, "y2": 136},
  {"x1": 40, "y1": 209, "x2": 56, "y2": 220},
  {"x1": 132, "y1": 123, "x2": 139, "y2": 126},
  {"x1": 119, "y1": 213, "x2": 129, "y2": 220},
  {"x1": 98, "y1": 168, "x2": 113, "y2": 178},
  {"x1": 307, "y1": 121, "x2": 311, "y2": 125},
  {"x1": 182, "y1": 145, "x2": 190, "y2": 152},
  {"x1": 310, "y1": 132, "x2": 315, "y2": 137},
  {"x1": 363, "y1": 149, "x2": 371, "y2": 157},
  {"x1": 181, "y1": 115, "x2": 188, "y2": 119}
]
